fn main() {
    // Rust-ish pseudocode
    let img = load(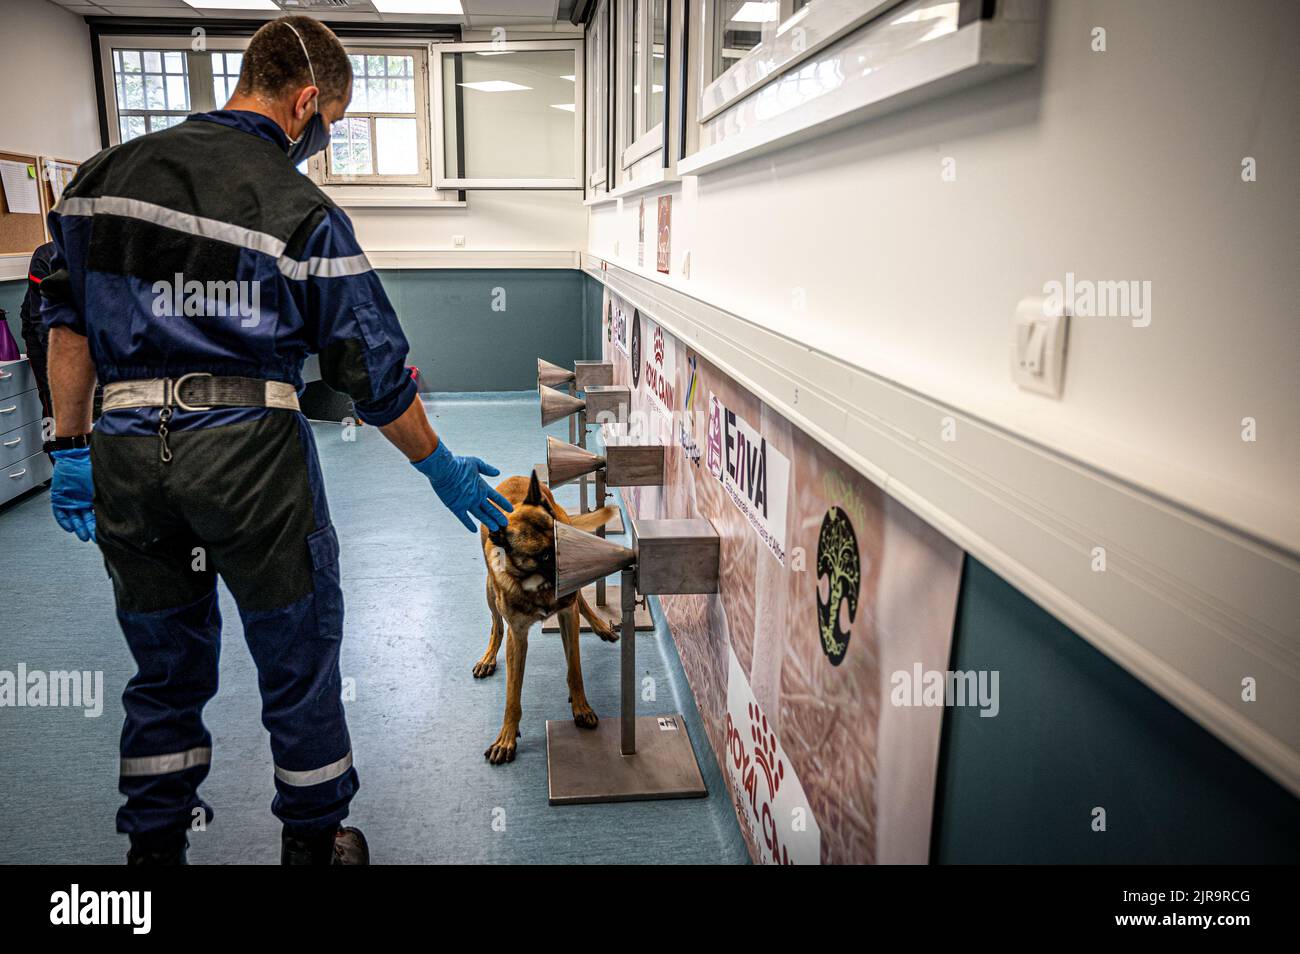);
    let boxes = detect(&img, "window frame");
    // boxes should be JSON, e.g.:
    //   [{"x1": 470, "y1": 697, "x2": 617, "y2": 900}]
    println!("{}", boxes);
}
[
  {"x1": 313, "y1": 45, "x2": 432, "y2": 188},
  {"x1": 698, "y1": 0, "x2": 891, "y2": 123},
  {"x1": 431, "y1": 39, "x2": 585, "y2": 191}
]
